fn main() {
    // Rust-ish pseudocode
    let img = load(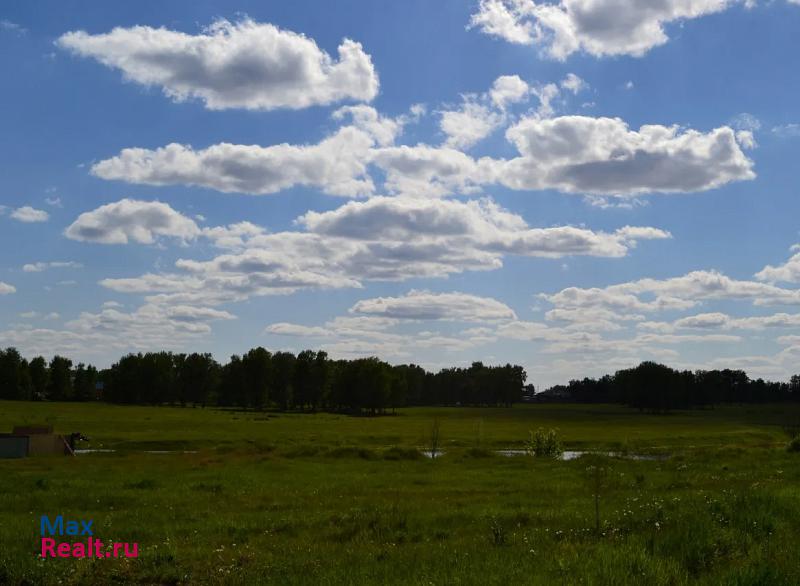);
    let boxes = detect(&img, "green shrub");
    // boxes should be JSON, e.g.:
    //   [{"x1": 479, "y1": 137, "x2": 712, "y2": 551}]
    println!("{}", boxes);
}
[
  {"x1": 525, "y1": 428, "x2": 563, "y2": 458},
  {"x1": 382, "y1": 446, "x2": 422, "y2": 460}
]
